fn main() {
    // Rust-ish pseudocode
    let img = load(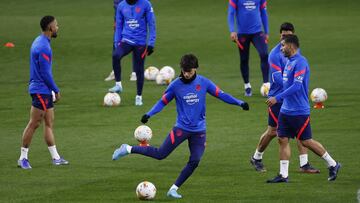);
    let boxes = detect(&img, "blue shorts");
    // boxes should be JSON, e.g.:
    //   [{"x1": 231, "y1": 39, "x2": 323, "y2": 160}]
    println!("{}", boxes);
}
[
  {"x1": 277, "y1": 113, "x2": 312, "y2": 140},
  {"x1": 268, "y1": 103, "x2": 282, "y2": 127},
  {"x1": 31, "y1": 94, "x2": 53, "y2": 111}
]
